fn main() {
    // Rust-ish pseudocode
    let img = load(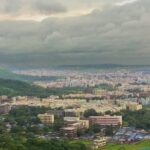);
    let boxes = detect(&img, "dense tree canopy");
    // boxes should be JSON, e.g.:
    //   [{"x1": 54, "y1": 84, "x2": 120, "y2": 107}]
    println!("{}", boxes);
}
[
  {"x1": 0, "y1": 78, "x2": 83, "y2": 97},
  {"x1": 84, "y1": 109, "x2": 98, "y2": 118}
]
